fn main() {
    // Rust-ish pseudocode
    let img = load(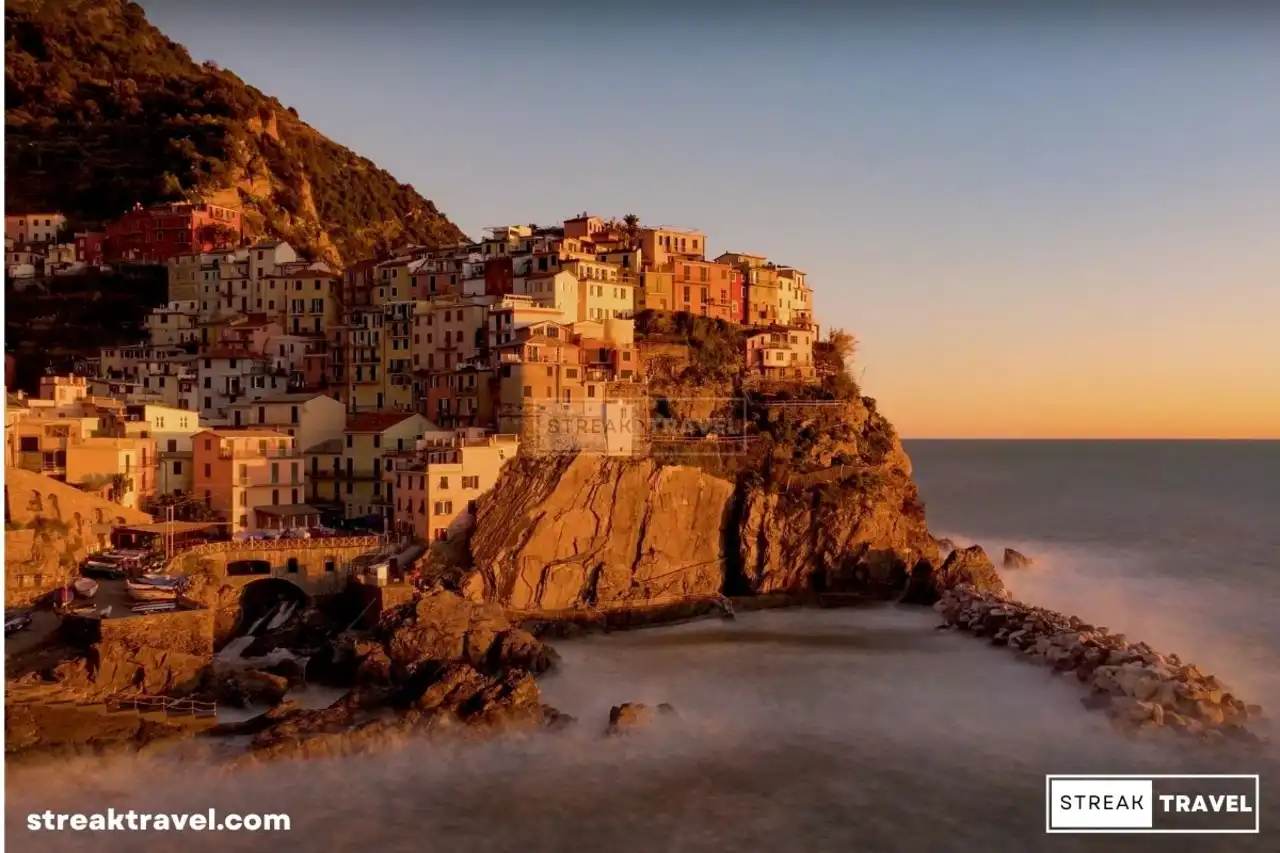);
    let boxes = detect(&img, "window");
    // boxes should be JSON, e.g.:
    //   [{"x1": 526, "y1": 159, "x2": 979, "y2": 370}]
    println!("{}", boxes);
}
[
  {"x1": 373, "y1": 435, "x2": 381, "y2": 449},
  {"x1": 272, "y1": 489, "x2": 280, "y2": 505},
  {"x1": 346, "y1": 434, "x2": 353, "y2": 448},
  {"x1": 240, "y1": 491, "x2": 247, "y2": 506},
  {"x1": 286, "y1": 558, "x2": 299, "y2": 574},
  {"x1": 324, "y1": 558, "x2": 336, "y2": 573},
  {"x1": 203, "y1": 463, "x2": 211, "y2": 477},
  {"x1": 173, "y1": 461, "x2": 184, "y2": 475},
  {"x1": 238, "y1": 515, "x2": 248, "y2": 528},
  {"x1": 438, "y1": 476, "x2": 449, "y2": 489},
  {"x1": 462, "y1": 475, "x2": 479, "y2": 489}
]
